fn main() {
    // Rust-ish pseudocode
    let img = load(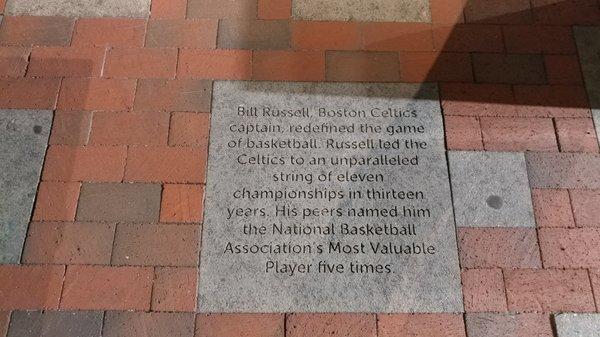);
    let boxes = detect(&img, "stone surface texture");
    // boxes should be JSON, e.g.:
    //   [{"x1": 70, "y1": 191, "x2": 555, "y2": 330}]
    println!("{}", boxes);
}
[
  {"x1": 5, "y1": 0, "x2": 150, "y2": 17},
  {"x1": 292, "y1": 0, "x2": 430, "y2": 22},
  {"x1": 555, "y1": 313, "x2": 600, "y2": 337}
]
